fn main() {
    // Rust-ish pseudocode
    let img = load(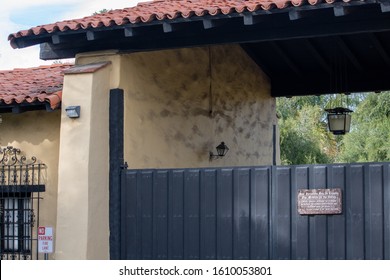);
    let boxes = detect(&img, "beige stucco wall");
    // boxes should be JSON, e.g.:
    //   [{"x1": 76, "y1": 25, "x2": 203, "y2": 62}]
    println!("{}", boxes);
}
[
  {"x1": 0, "y1": 110, "x2": 60, "y2": 260},
  {"x1": 55, "y1": 63, "x2": 111, "y2": 260},
  {"x1": 56, "y1": 43, "x2": 278, "y2": 259},
  {"x1": 77, "y1": 45, "x2": 278, "y2": 170},
  {"x1": 119, "y1": 45, "x2": 277, "y2": 168},
  {"x1": 0, "y1": 44, "x2": 278, "y2": 260}
]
